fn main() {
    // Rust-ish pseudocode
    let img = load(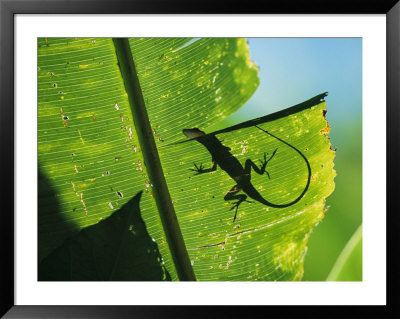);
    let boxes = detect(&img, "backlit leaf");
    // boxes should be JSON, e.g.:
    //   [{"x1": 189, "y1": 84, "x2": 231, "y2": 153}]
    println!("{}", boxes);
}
[{"x1": 38, "y1": 37, "x2": 335, "y2": 281}]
